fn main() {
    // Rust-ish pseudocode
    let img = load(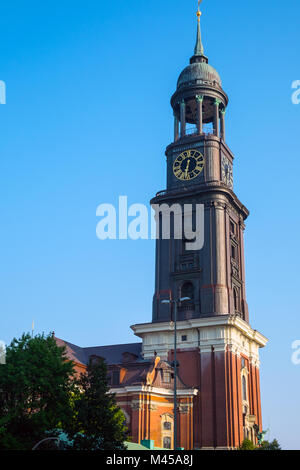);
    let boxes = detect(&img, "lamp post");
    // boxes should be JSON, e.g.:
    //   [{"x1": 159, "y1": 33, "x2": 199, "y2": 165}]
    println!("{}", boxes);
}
[
  {"x1": 32, "y1": 437, "x2": 60, "y2": 450},
  {"x1": 161, "y1": 296, "x2": 190, "y2": 450}
]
